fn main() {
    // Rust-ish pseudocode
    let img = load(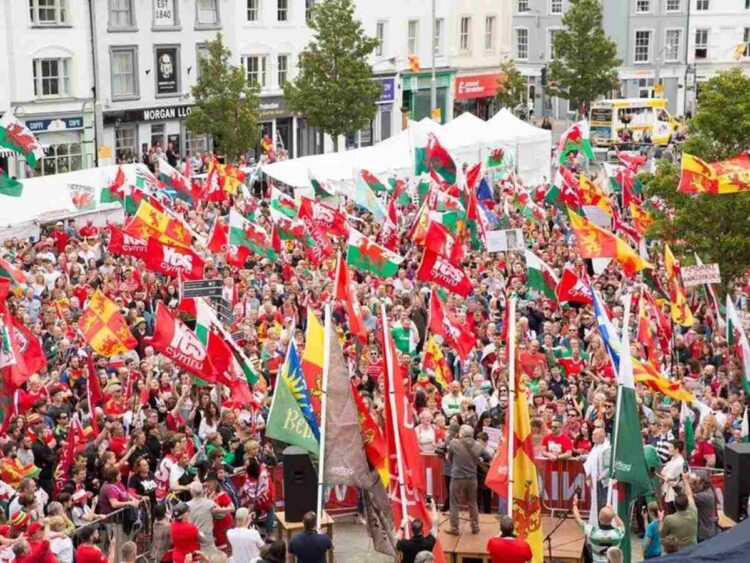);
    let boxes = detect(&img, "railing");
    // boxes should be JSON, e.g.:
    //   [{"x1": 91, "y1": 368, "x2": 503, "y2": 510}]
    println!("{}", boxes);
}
[{"x1": 69, "y1": 507, "x2": 128, "y2": 558}]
